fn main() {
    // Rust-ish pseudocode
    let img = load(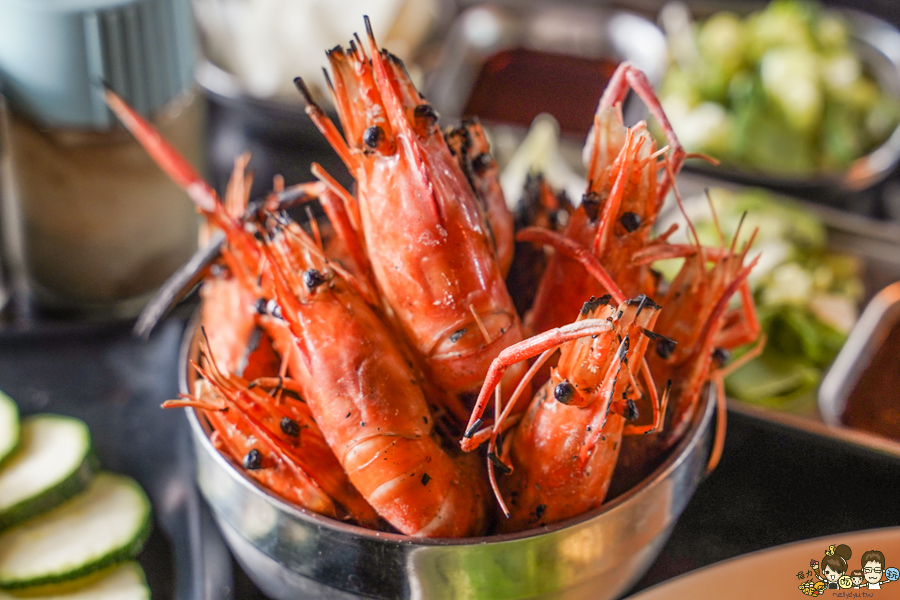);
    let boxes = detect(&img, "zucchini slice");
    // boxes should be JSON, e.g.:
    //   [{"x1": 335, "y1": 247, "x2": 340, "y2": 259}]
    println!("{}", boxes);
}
[
  {"x1": 0, "y1": 473, "x2": 151, "y2": 590},
  {"x1": 0, "y1": 562, "x2": 149, "y2": 599},
  {"x1": 0, "y1": 415, "x2": 95, "y2": 531},
  {"x1": 0, "y1": 392, "x2": 18, "y2": 467}
]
